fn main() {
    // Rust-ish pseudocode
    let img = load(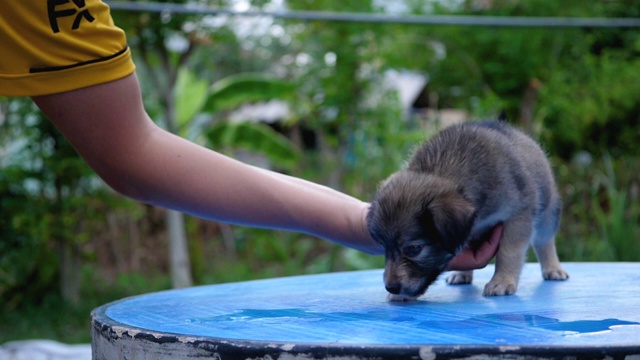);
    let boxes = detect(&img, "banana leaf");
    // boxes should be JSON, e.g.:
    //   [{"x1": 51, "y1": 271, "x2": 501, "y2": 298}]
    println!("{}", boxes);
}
[
  {"x1": 174, "y1": 67, "x2": 209, "y2": 136},
  {"x1": 205, "y1": 121, "x2": 299, "y2": 170},
  {"x1": 203, "y1": 73, "x2": 296, "y2": 114}
]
